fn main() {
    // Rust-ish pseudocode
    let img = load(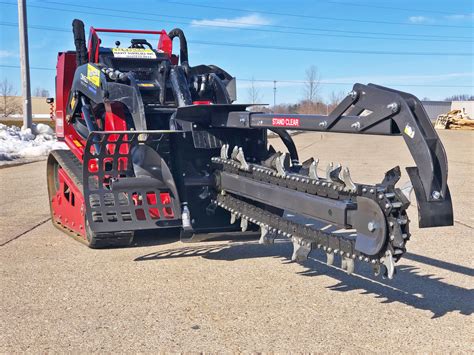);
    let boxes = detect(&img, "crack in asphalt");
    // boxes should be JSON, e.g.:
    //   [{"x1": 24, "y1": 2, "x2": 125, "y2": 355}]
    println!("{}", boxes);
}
[
  {"x1": 0, "y1": 218, "x2": 51, "y2": 247},
  {"x1": 455, "y1": 219, "x2": 473, "y2": 229}
]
